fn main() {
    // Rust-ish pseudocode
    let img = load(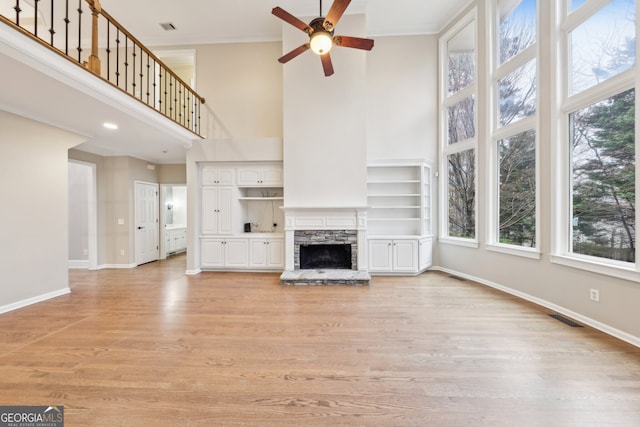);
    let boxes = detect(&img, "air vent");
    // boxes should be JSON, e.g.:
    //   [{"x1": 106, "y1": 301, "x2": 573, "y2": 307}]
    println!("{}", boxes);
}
[
  {"x1": 160, "y1": 22, "x2": 177, "y2": 31},
  {"x1": 549, "y1": 314, "x2": 583, "y2": 328}
]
